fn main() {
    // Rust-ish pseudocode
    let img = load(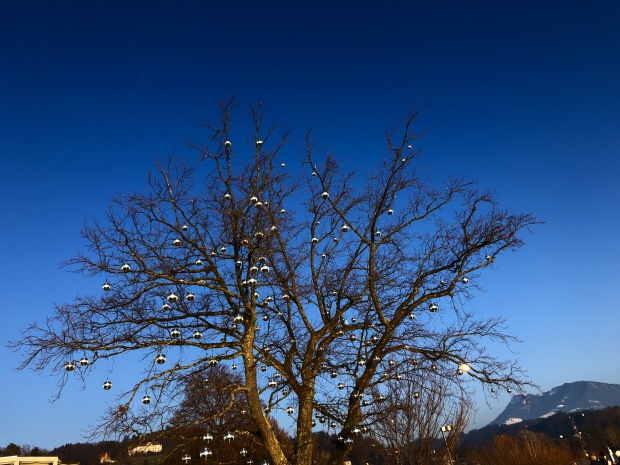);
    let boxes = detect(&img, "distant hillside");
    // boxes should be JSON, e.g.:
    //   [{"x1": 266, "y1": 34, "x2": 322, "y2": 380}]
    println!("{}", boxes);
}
[
  {"x1": 491, "y1": 381, "x2": 620, "y2": 426},
  {"x1": 461, "y1": 405, "x2": 620, "y2": 451}
]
